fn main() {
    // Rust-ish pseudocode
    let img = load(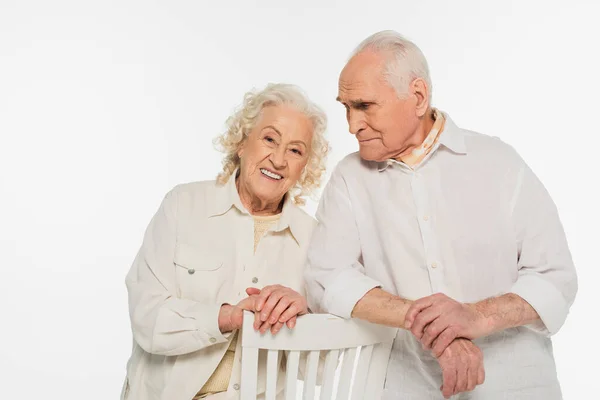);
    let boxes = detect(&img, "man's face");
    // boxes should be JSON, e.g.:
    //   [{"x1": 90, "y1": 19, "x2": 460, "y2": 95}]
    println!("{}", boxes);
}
[{"x1": 337, "y1": 50, "x2": 422, "y2": 162}]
